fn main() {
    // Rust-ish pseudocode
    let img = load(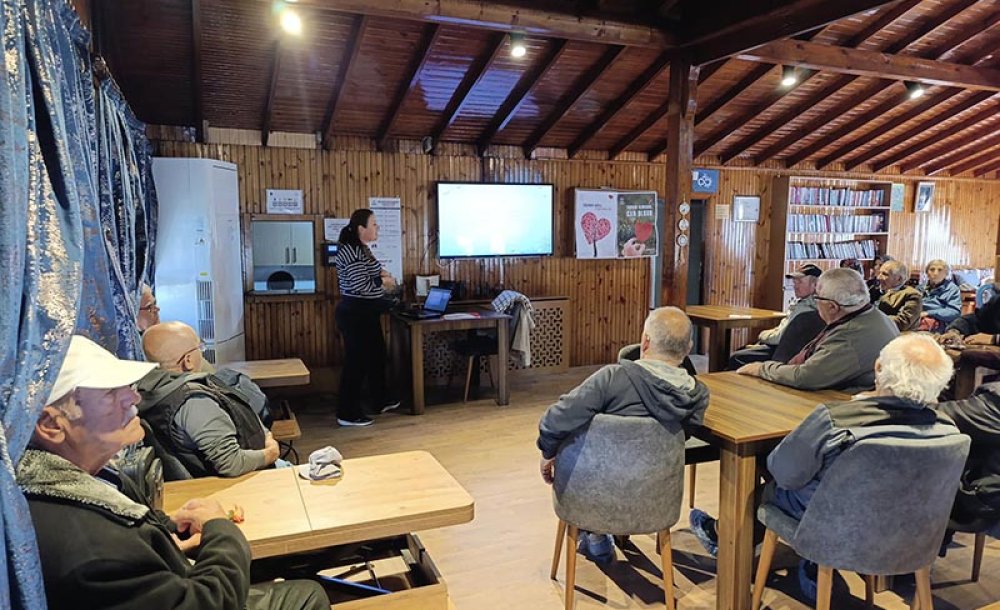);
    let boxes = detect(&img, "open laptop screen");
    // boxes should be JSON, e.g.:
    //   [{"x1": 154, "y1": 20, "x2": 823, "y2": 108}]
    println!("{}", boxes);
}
[{"x1": 424, "y1": 287, "x2": 452, "y2": 313}]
